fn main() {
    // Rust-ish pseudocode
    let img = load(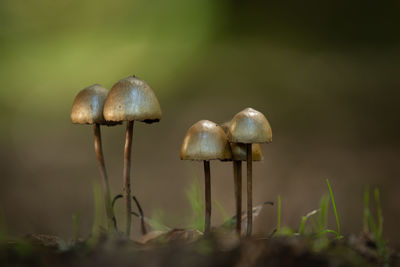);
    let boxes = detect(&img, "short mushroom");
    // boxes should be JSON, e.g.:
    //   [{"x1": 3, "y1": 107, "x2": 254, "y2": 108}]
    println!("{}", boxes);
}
[
  {"x1": 221, "y1": 121, "x2": 263, "y2": 236},
  {"x1": 180, "y1": 120, "x2": 232, "y2": 235},
  {"x1": 228, "y1": 108, "x2": 272, "y2": 236},
  {"x1": 103, "y1": 76, "x2": 162, "y2": 237},
  {"x1": 70, "y1": 84, "x2": 117, "y2": 233}
]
